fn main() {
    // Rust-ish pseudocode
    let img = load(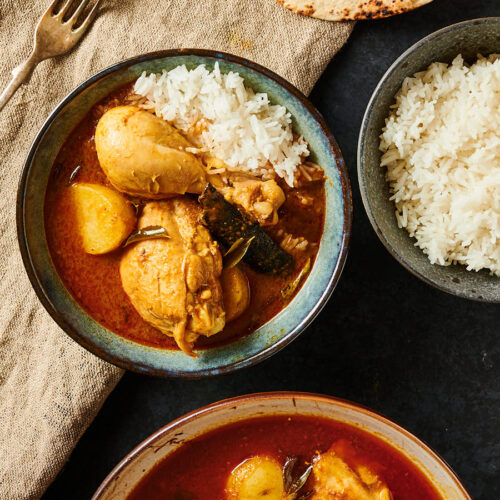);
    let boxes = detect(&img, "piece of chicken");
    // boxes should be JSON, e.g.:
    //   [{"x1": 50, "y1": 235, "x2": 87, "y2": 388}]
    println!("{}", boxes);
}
[
  {"x1": 224, "y1": 178, "x2": 285, "y2": 226},
  {"x1": 95, "y1": 106, "x2": 284, "y2": 224},
  {"x1": 95, "y1": 106, "x2": 206, "y2": 198},
  {"x1": 120, "y1": 198, "x2": 225, "y2": 355},
  {"x1": 310, "y1": 442, "x2": 392, "y2": 500},
  {"x1": 209, "y1": 168, "x2": 285, "y2": 226}
]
